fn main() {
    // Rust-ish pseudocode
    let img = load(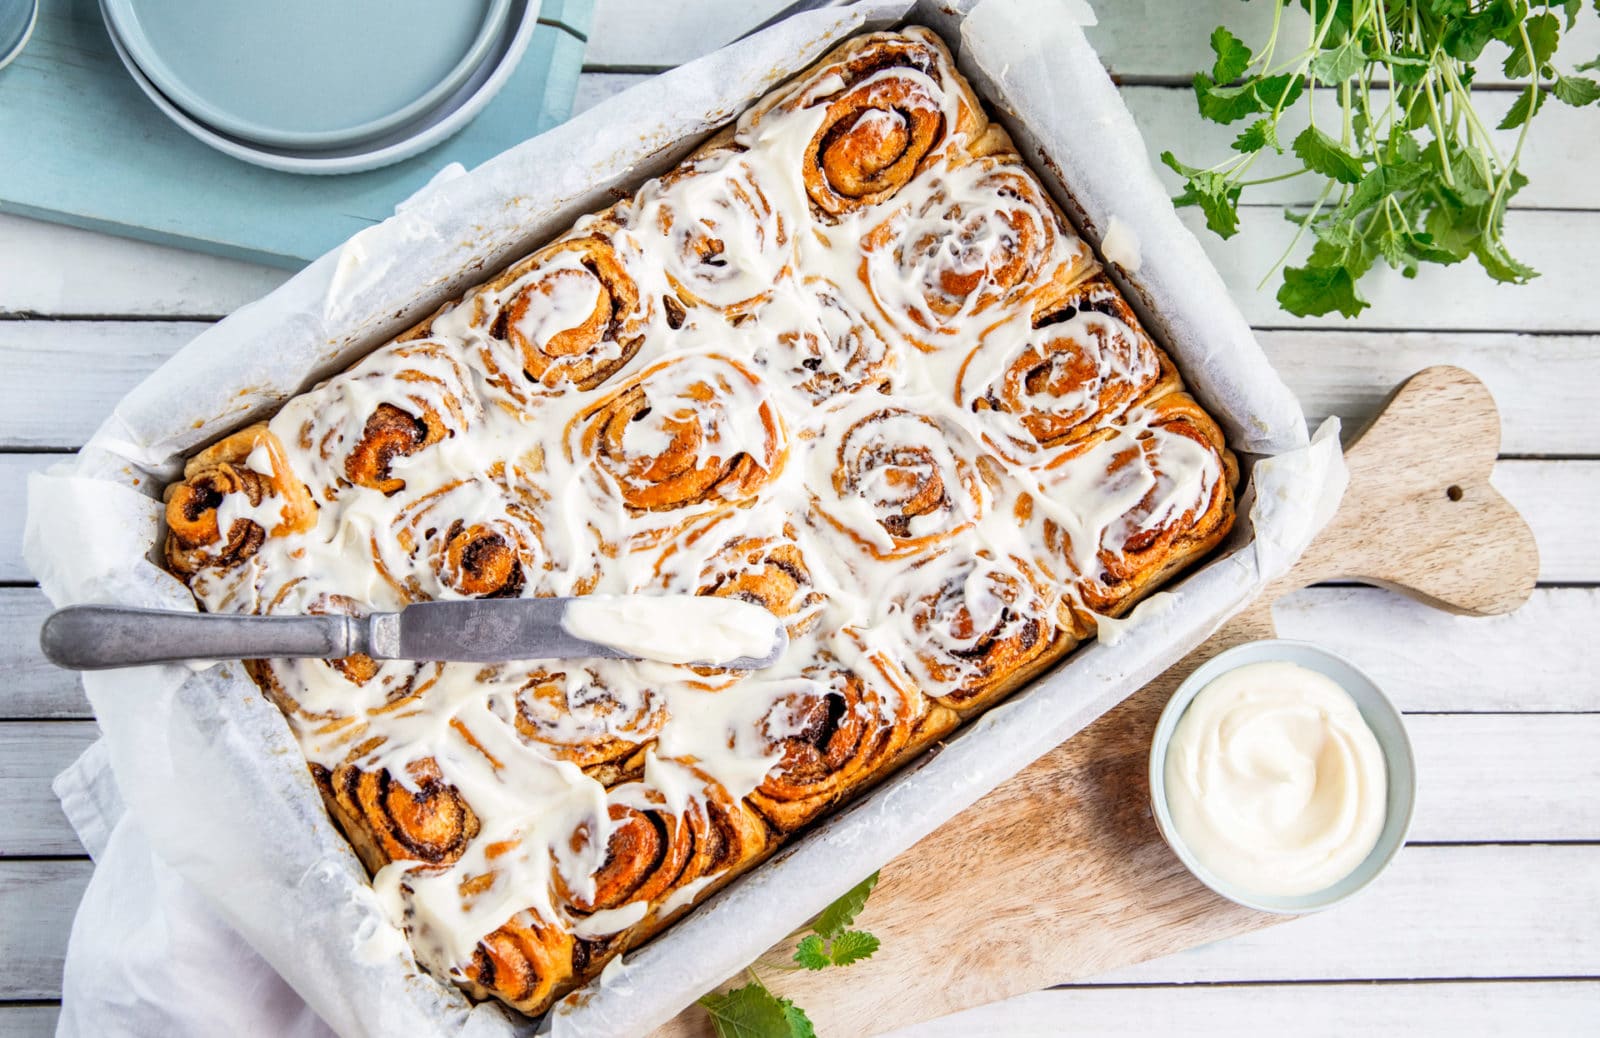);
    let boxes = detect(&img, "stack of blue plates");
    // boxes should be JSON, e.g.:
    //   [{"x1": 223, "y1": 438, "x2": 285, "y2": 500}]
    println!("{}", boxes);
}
[{"x1": 100, "y1": 0, "x2": 539, "y2": 174}]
